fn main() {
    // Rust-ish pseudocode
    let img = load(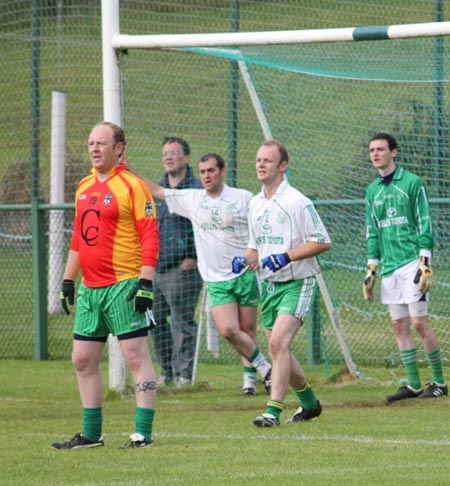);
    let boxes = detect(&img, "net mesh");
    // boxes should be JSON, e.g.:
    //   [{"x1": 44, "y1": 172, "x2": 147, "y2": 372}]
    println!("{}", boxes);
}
[
  {"x1": 1, "y1": 1, "x2": 449, "y2": 390},
  {"x1": 119, "y1": 34, "x2": 450, "y2": 376}
]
